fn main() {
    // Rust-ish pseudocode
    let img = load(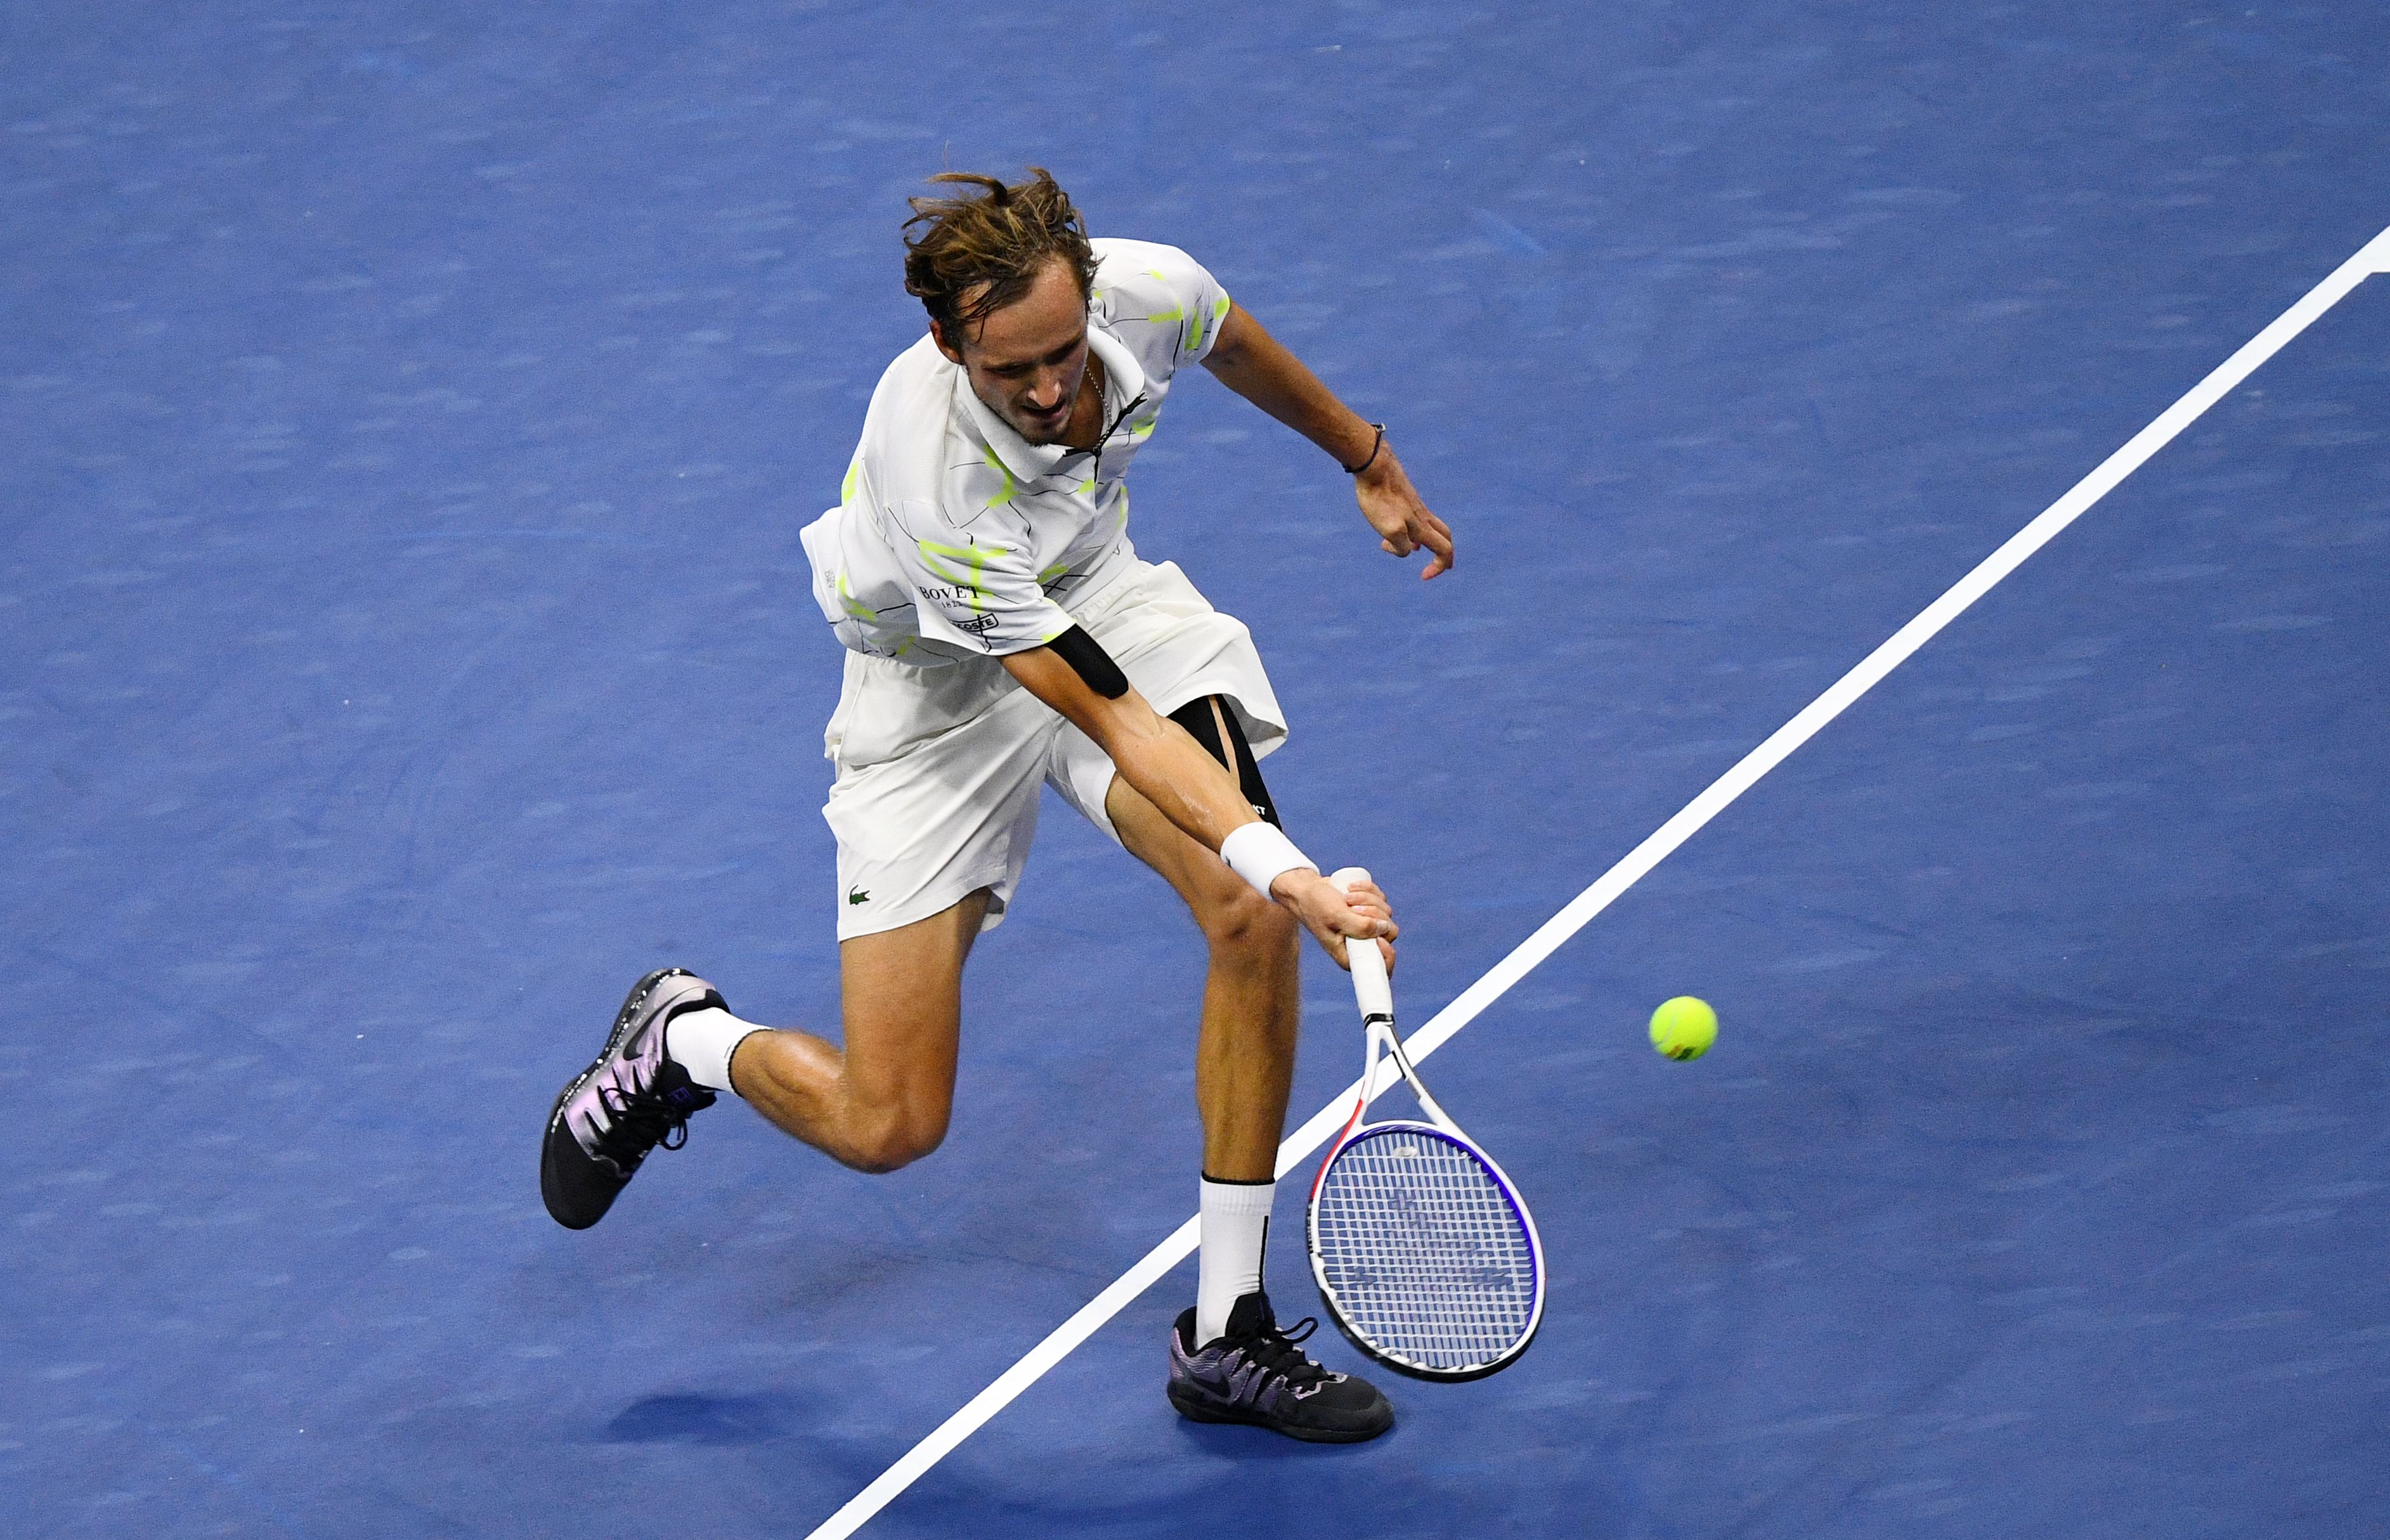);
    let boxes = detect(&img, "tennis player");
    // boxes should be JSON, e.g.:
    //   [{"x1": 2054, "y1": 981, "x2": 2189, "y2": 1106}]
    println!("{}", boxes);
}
[{"x1": 541, "y1": 167, "x2": 1453, "y2": 1444}]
